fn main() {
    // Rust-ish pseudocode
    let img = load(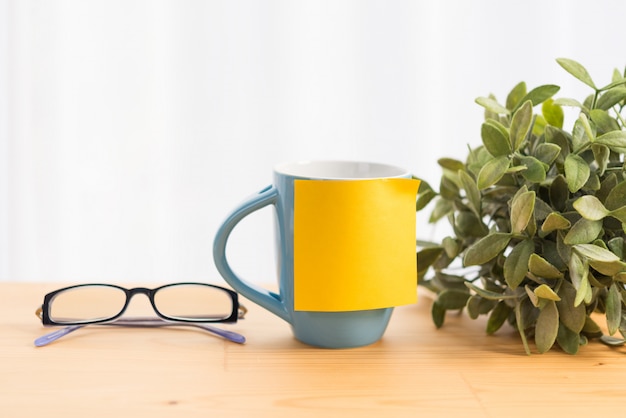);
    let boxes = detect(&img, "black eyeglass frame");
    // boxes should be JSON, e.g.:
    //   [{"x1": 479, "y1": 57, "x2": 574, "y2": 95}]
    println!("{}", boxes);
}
[{"x1": 39, "y1": 282, "x2": 241, "y2": 326}]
